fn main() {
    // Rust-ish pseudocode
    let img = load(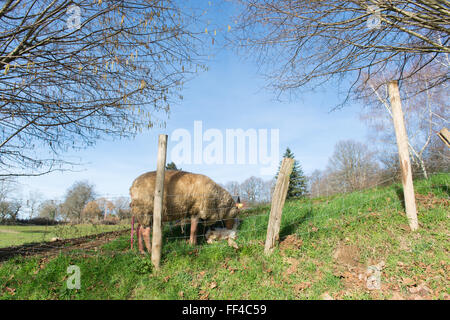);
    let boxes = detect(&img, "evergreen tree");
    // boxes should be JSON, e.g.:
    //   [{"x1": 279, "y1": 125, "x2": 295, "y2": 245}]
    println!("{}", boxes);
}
[
  {"x1": 276, "y1": 148, "x2": 307, "y2": 199},
  {"x1": 165, "y1": 162, "x2": 181, "y2": 171}
]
